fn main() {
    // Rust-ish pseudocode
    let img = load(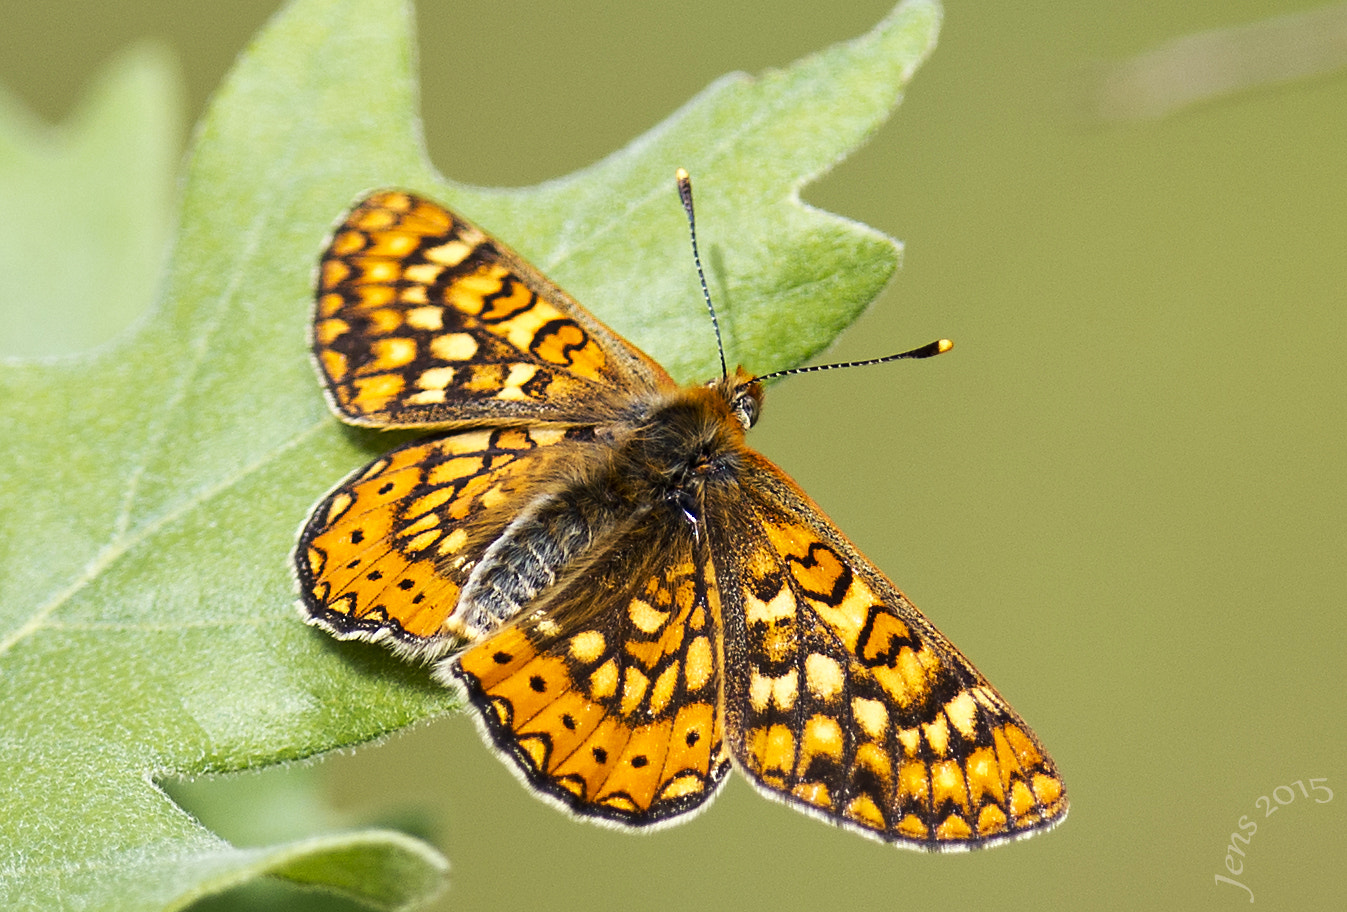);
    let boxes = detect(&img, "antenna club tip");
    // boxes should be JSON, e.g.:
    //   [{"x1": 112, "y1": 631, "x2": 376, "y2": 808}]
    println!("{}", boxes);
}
[
  {"x1": 675, "y1": 167, "x2": 690, "y2": 182},
  {"x1": 937, "y1": 338, "x2": 953, "y2": 353}
]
